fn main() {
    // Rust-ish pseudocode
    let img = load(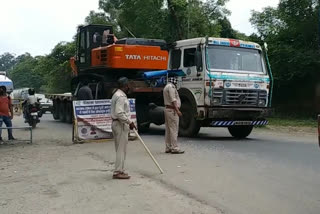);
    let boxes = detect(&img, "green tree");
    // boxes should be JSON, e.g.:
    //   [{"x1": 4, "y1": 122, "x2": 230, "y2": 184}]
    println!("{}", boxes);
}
[
  {"x1": 9, "y1": 53, "x2": 45, "y2": 91},
  {"x1": 8, "y1": 41, "x2": 76, "y2": 93},
  {"x1": 98, "y1": 0, "x2": 231, "y2": 41},
  {"x1": 41, "y1": 41, "x2": 76, "y2": 93},
  {"x1": 85, "y1": 11, "x2": 113, "y2": 25},
  {"x1": 0, "y1": 52, "x2": 16, "y2": 72},
  {"x1": 250, "y1": 0, "x2": 320, "y2": 115}
]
